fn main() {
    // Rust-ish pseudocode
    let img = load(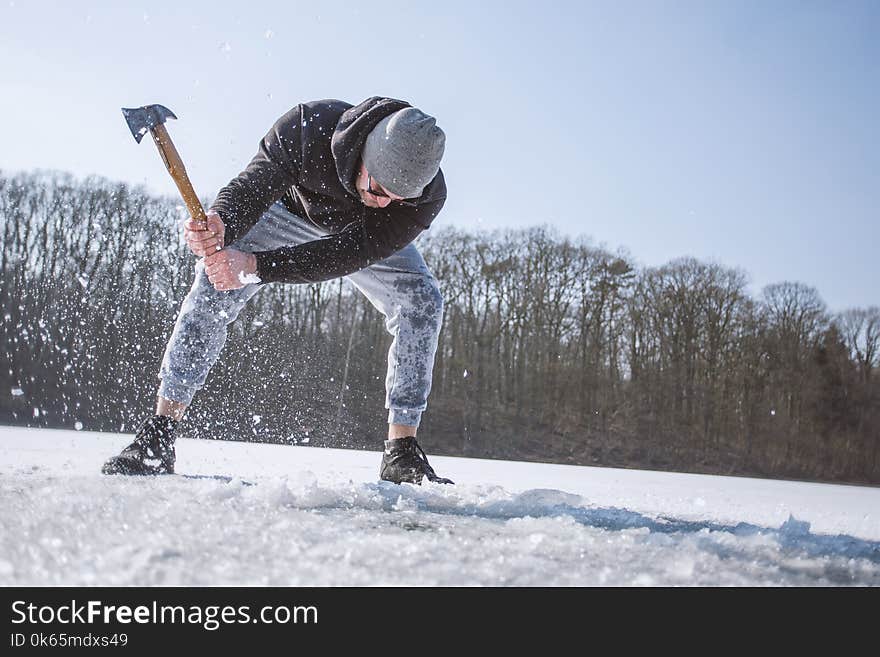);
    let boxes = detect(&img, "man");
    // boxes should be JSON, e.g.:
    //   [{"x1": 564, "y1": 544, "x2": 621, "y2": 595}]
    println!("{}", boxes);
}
[{"x1": 102, "y1": 96, "x2": 452, "y2": 485}]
